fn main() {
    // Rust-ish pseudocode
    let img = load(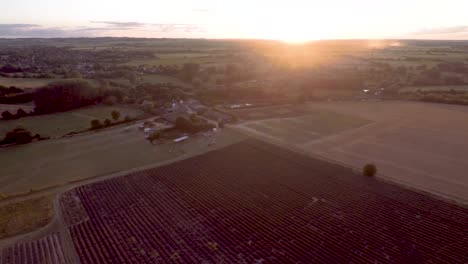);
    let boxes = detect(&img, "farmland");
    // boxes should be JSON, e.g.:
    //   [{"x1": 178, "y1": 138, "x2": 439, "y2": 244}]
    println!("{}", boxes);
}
[
  {"x1": 59, "y1": 139, "x2": 468, "y2": 263},
  {"x1": 230, "y1": 105, "x2": 313, "y2": 121},
  {"x1": 0, "y1": 126, "x2": 245, "y2": 195},
  {"x1": 0, "y1": 196, "x2": 53, "y2": 239},
  {"x1": 140, "y1": 74, "x2": 193, "y2": 88},
  {"x1": 400, "y1": 85, "x2": 468, "y2": 93},
  {"x1": 2, "y1": 38, "x2": 468, "y2": 263},
  {"x1": 237, "y1": 107, "x2": 370, "y2": 145},
  {"x1": 0, "y1": 77, "x2": 55, "y2": 89},
  {"x1": 0, "y1": 105, "x2": 144, "y2": 137},
  {"x1": 0, "y1": 233, "x2": 68, "y2": 264},
  {"x1": 233, "y1": 101, "x2": 468, "y2": 204}
]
